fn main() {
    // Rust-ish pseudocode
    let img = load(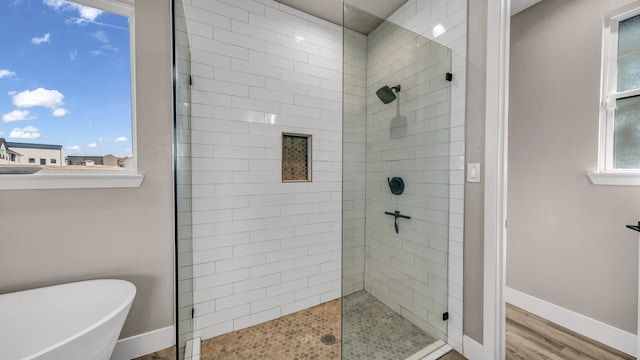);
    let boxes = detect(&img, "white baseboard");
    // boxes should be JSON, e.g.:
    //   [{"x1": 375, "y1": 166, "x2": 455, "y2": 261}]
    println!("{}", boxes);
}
[
  {"x1": 506, "y1": 287, "x2": 636, "y2": 356},
  {"x1": 462, "y1": 335, "x2": 483, "y2": 360},
  {"x1": 110, "y1": 325, "x2": 175, "y2": 360}
]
